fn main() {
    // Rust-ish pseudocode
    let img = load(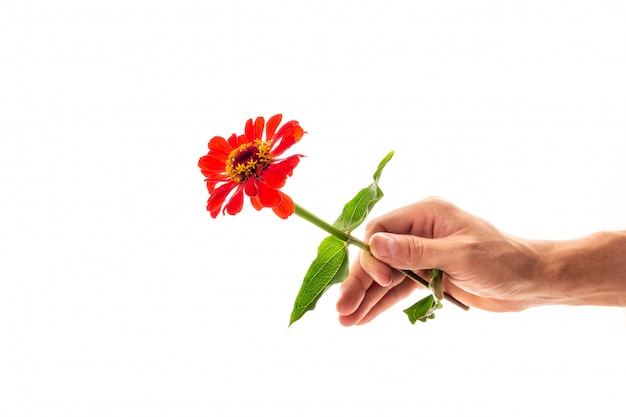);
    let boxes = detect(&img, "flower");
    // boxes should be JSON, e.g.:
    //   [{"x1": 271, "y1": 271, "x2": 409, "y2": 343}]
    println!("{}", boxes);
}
[{"x1": 199, "y1": 114, "x2": 305, "y2": 219}]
